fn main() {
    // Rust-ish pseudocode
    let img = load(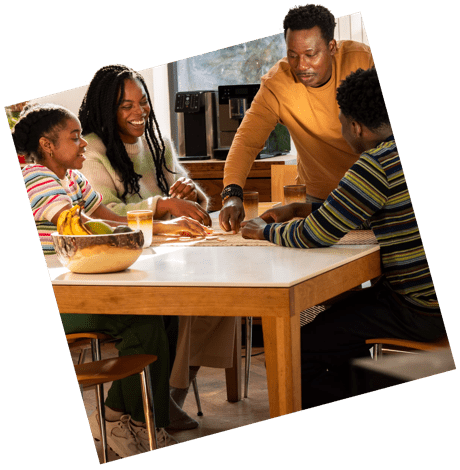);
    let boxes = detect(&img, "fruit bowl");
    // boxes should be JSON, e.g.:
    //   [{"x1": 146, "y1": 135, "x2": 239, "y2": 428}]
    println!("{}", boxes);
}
[{"x1": 51, "y1": 230, "x2": 144, "y2": 274}]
